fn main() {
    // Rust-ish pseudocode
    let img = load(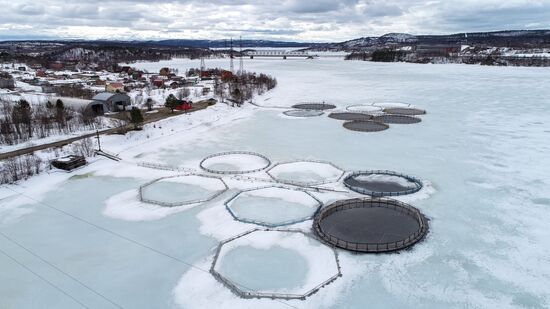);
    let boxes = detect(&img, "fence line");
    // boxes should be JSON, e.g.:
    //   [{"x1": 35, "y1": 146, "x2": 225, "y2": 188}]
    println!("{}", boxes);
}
[
  {"x1": 137, "y1": 161, "x2": 195, "y2": 173},
  {"x1": 137, "y1": 160, "x2": 348, "y2": 194}
]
